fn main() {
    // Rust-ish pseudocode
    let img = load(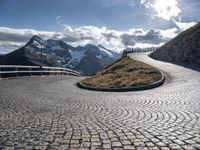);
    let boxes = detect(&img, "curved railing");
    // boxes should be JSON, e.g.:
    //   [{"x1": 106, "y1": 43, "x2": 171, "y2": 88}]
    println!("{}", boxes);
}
[
  {"x1": 122, "y1": 47, "x2": 158, "y2": 57},
  {"x1": 0, "y1": 65, "x2": 80, "y2": 78}
]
